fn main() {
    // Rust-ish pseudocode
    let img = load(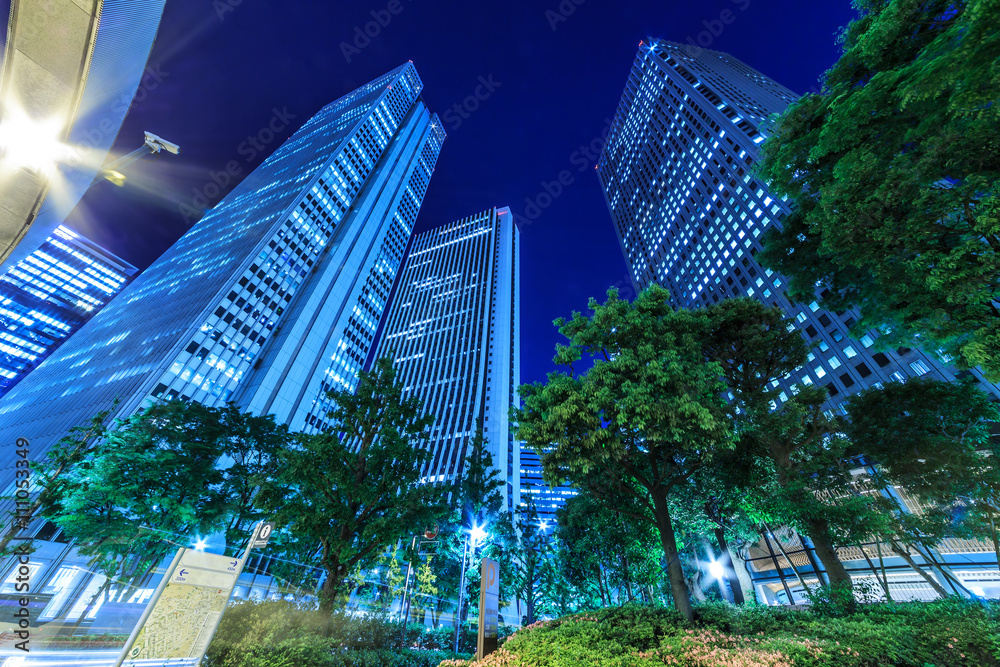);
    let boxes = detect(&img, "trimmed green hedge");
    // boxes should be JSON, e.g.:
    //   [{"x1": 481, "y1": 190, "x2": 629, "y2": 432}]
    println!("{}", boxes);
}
[
  {"x1": 441, "y1": 600, "x2": 1000, "y2": 667},
  {"x1": 203, "y1": 600, "x2": 472, "y2": 667},
  {"x1": 211, "y1": 639, "x2": 461, "y2": 667}
]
